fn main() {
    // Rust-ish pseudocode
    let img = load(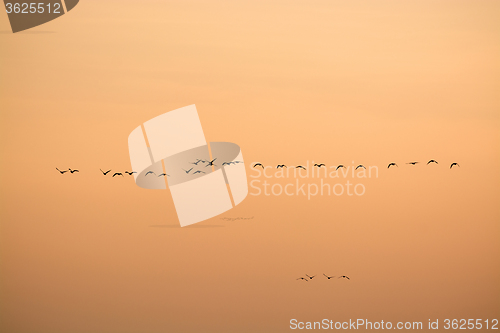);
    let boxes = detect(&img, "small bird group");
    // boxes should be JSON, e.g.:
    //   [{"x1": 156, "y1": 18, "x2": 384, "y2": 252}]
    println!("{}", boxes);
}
[
  {"x1": 100, "y1": 169, "x2": 137, "y2": 177},
  {"x1": 56, "y1": 168, "x2": 79, "y2": 174},
  {"x1": 388, "y1": 160, "x2": 460, "y2": 169},
  {"x1": 297, "y1": 274, "x2": 350, "y2": 281}
]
